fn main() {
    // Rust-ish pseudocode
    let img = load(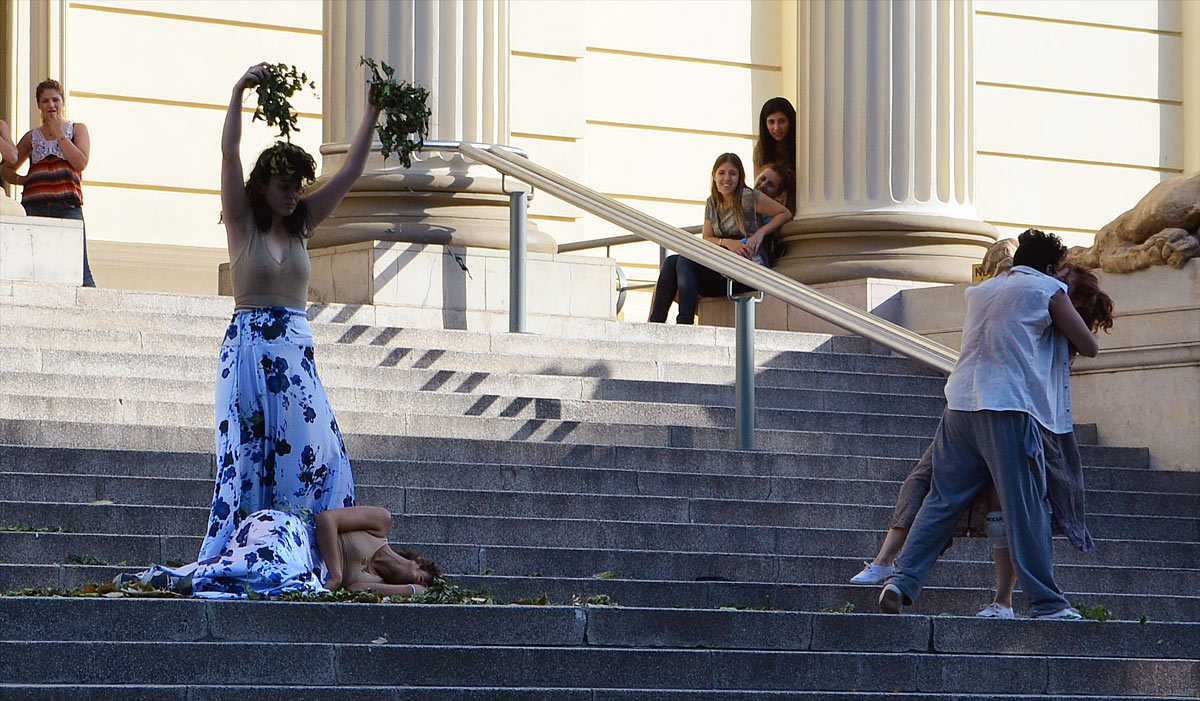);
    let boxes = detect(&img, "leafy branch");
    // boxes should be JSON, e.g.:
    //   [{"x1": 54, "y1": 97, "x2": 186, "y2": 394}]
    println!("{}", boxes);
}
[
  {"x1": 361, "y1": 56, "x2": 431, "y2": 168},
  {"x1": 252, "y1": 63, "x2": 317, "y2": 142}
]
